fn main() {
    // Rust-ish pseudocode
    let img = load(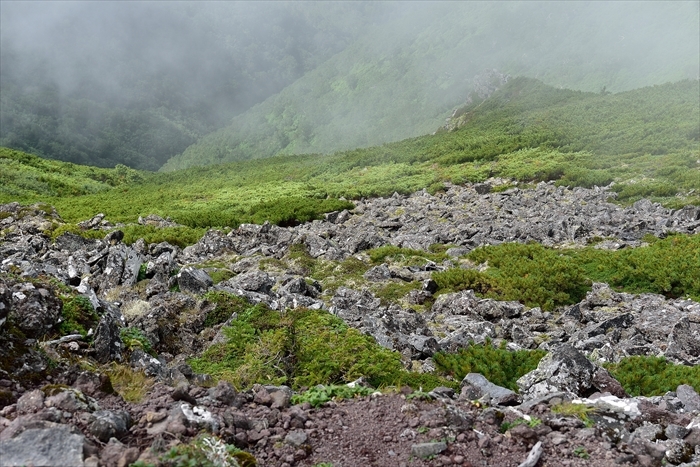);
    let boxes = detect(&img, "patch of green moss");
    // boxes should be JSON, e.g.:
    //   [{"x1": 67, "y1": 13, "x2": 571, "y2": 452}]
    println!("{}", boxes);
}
[
  {"x1": 202, "y1": 291, "x2": 254, "y2": 328},
  {"x1": 368, "y1": 245, "x2": 447, "y2": 264},
  {"x1": 120, "y1": 327, "x2": 154, "y2": 355}
]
